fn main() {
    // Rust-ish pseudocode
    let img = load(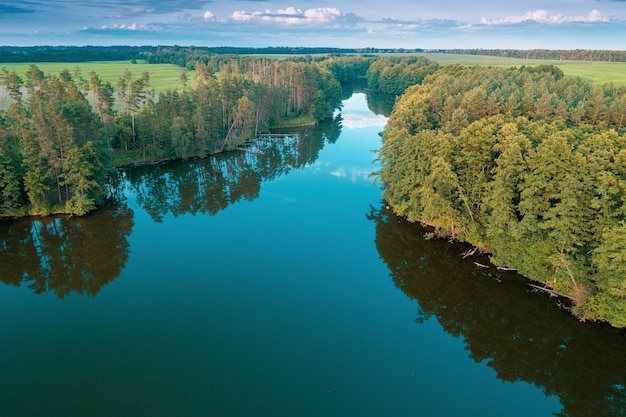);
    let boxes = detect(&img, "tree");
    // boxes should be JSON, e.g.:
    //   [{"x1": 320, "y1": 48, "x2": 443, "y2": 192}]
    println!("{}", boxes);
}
[
  {"x1": 90, "y1": 71, "x2": 115, "y2": 124},
  {"x1": 0, "y1": 147, "x2": 22, "y2": 211},
  {"x1": 311, "y1": 67, "x2": 342, "y2": 121},
  {"x1": 221, "y1": 96, "x2": 256, "y2": 151},
  {"x1": 63, "y1": 141, "x2": 106, "y2": 215},
  {"x1": 590, "y1": 223, "x2": 626, "y2": 327},
  {"x1": 179, "y1": 68, "x2": 189, "y2": 91}
]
